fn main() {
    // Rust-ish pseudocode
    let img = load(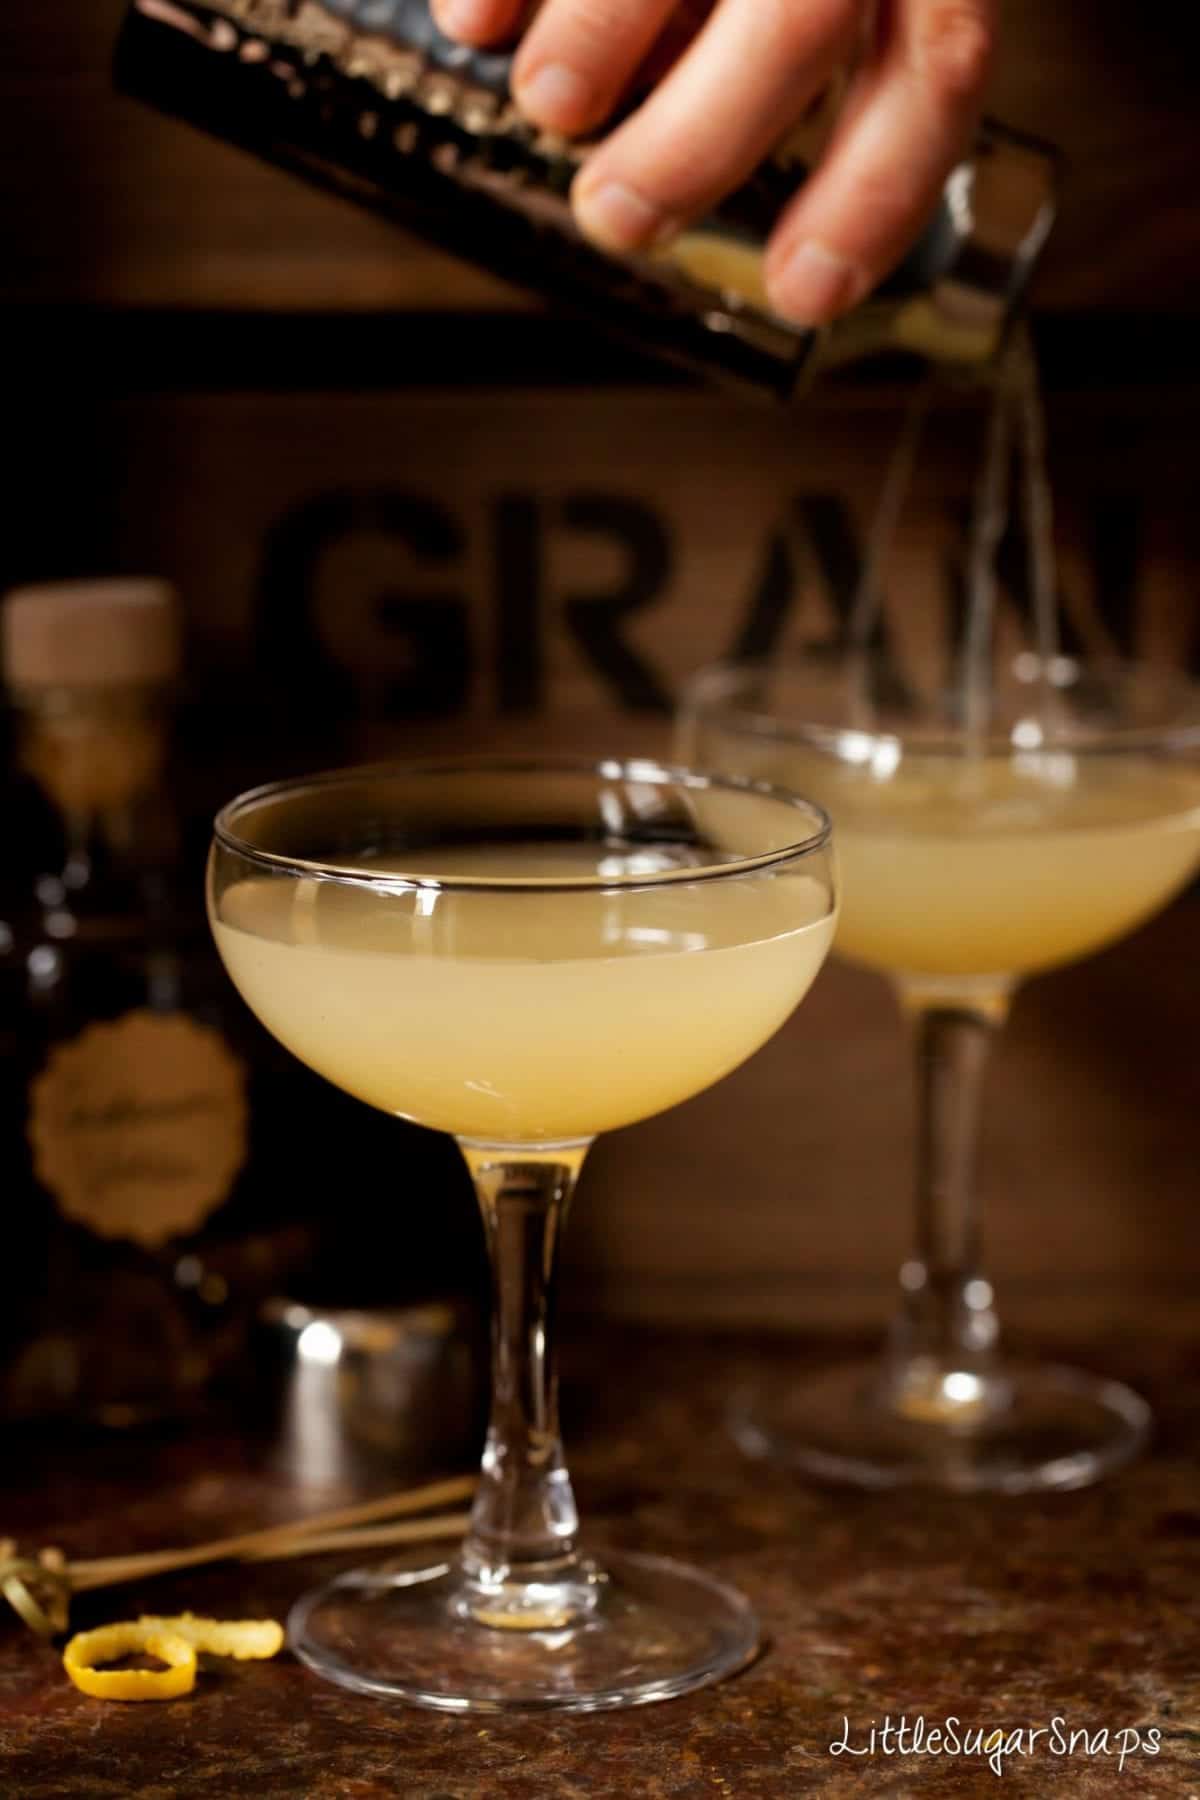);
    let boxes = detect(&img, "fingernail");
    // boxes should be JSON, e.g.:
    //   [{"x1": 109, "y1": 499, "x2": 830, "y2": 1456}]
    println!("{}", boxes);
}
[
  {"x1": 431, "y1": 0, "x2": 492, "y2": 40},
  {"x1": 573, "y1": 179, "x2": 670, "y2": 251},
  {"x1": 516, "y1": 62, "x2": 592, "y2": 127},
  {"x1": 768, "y1": 241, "x2": 863, "y2": 324}
]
